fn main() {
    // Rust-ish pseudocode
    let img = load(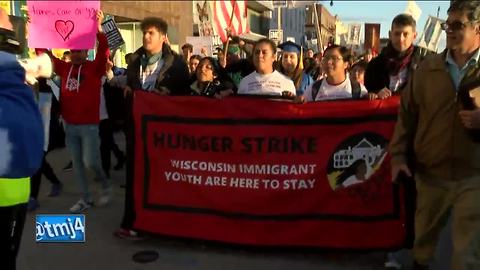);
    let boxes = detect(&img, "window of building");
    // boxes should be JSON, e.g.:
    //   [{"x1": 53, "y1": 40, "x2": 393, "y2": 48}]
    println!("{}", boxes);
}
[{"x1": 248, "y1": 8, "x2": 269, "y2": 36}]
